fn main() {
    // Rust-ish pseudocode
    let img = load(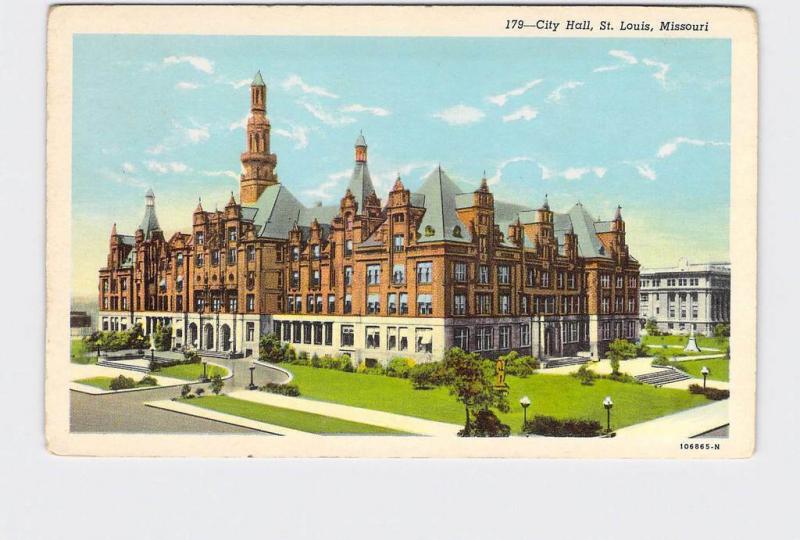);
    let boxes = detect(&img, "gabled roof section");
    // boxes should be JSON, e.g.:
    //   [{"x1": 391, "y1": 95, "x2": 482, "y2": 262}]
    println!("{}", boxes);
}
[
  {"x1": 415, "y1": 167, "x2": 471, "y2": 243},
  {"x1": 120, "y1": 235, "x2": 135, "y2": 247},
  {"x1": 346, "y1": 162, "x2": 377, "y2": 211},
  {"x1": 566, "y1": 203, "x2": 610, "y2": 259},
  {"x1": 138, "y1": 206, "x2": 161, "y2": 240},
  {"x1": 253, "y1": 184, "x2": 305, "y2": 239}
]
